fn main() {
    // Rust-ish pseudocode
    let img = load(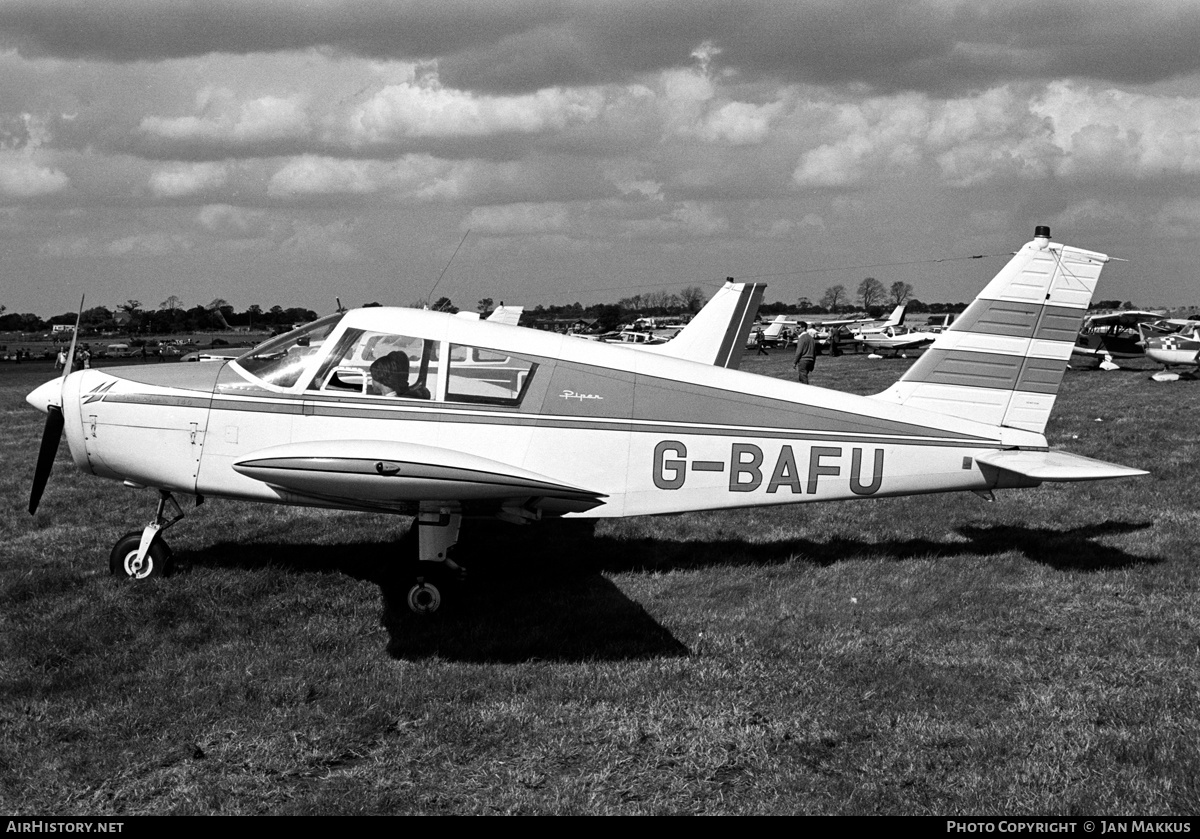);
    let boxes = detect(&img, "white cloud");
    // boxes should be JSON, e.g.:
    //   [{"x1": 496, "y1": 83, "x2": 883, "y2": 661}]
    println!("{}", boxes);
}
[
  {"x1": 793, "y1": 134, "x2": 874, "y2": 187},
  {"x1": 758, "y1": 215, "x2": 824, "y2": 238},
  {"x1": 1151, "y1": 198, "x2": 1200, "y2": 238},
  {"x1": 38, "y1": 235, "x2": 91, "y2": 257},
  {"x1": 268, "y1": 156, "x2": 378, "y2": 197},
  {"x1": 791, "y1": 81, "x2": 1200, "y2": 190},
  {"x1": 141, "y1": 90, "x2": 309, "y2": 144},
  {"x1": 107, "y1": 232, "x2": 192, "y2": 256},
  {"x1": 196, "y1": 203, "x2": 270, "y2": 238},
  {"x1": 466, "y1": 202, "x2": 569, "y2": 235},
  {"x1": 279, "y1": 219, "x2": 359, "y2": 261},
  {"x1": 609, "y1": 174, "x2": 663, "y2": 200},
  {"x1": 0, "y1": 113, "x2": 69, "y2": 196},
  {"x1": 351, "y1": 77, "x2": 602, "y2": 142},
  {"x1": 1035, "y1": 82, "x2": 1200, "y2": 178},
  {"x1": 624, "y1": 201, "x2": 729, "y2": 238},
  {"x1": 0, "y1": 154, "x2": 69, "y2": 197},
  {"x1": 1052, "y1": 199, "x2": 1135, "y2": 232},
  {"x1": 698, "y1": 100, "x2": 783, "y2": 145},
  {"x1": 149, "y1": 162, "x2": 228, "y2": 197}
]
